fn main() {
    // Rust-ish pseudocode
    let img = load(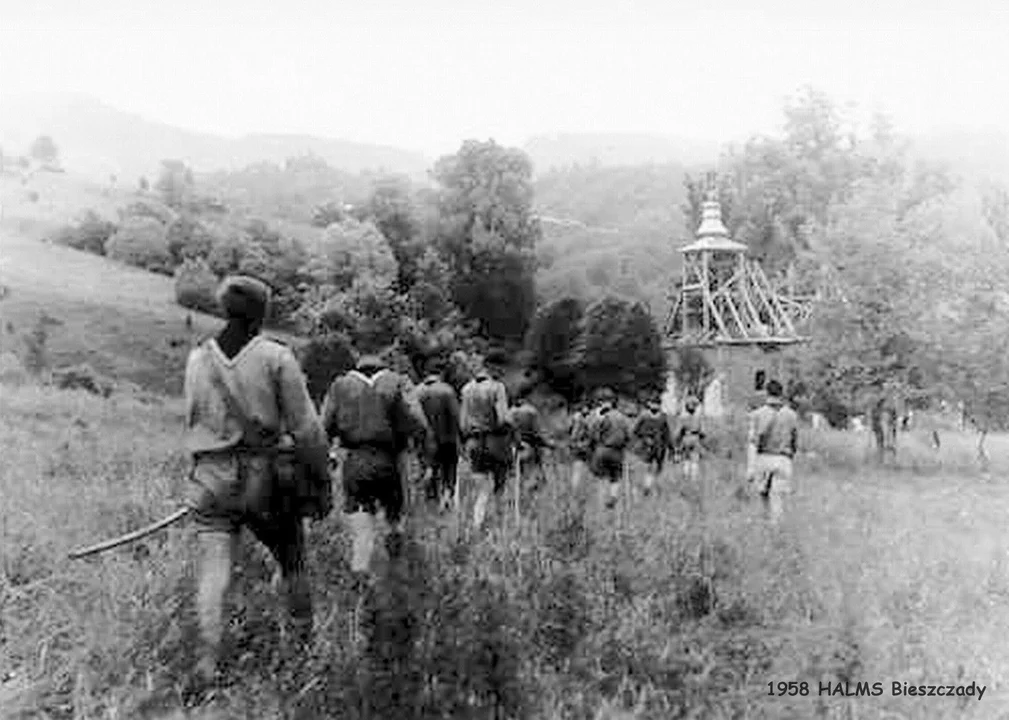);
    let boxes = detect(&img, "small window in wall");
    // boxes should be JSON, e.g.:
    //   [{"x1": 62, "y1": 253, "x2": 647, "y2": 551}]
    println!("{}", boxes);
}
[{"x1": 754, "y1": 370, "x2": 766, "y2": 391}]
